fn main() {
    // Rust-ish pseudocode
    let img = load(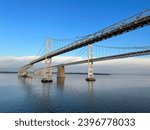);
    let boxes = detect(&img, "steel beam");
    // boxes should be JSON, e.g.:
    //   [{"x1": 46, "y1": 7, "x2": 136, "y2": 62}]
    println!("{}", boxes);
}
[{"x1": 19, "y1": 9, "x2": 150, "y2": 70}]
